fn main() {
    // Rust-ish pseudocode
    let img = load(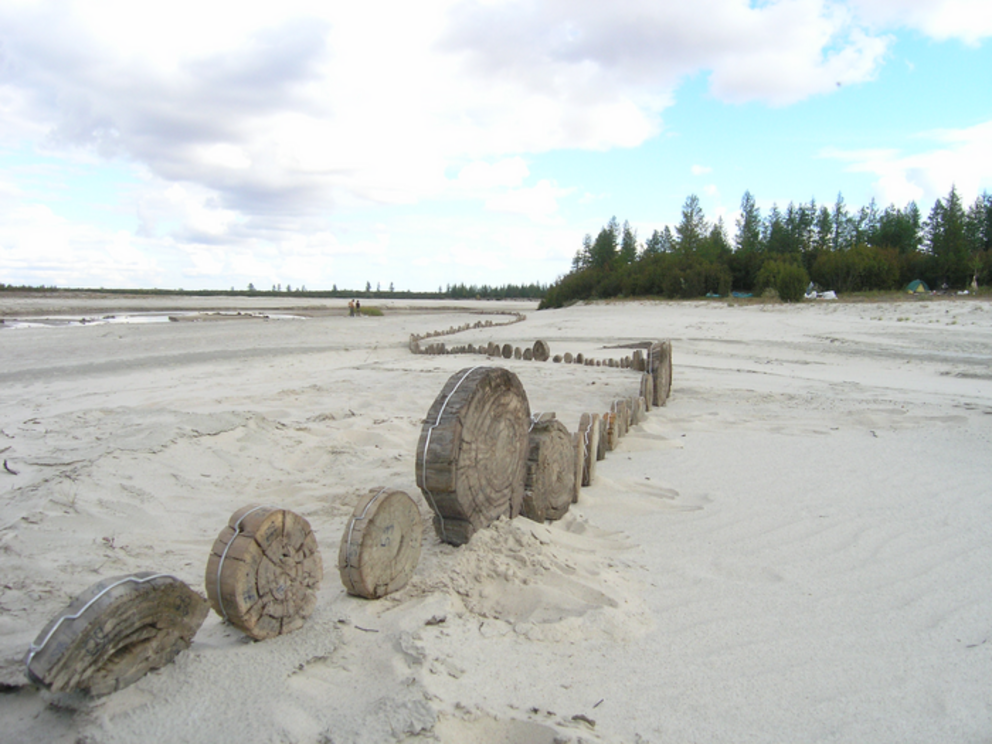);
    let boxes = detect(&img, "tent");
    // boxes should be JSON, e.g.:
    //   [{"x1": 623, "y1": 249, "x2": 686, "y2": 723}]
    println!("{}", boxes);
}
[{"x1": 906, "y1": 279, "x2": 930, "y2": 294}]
